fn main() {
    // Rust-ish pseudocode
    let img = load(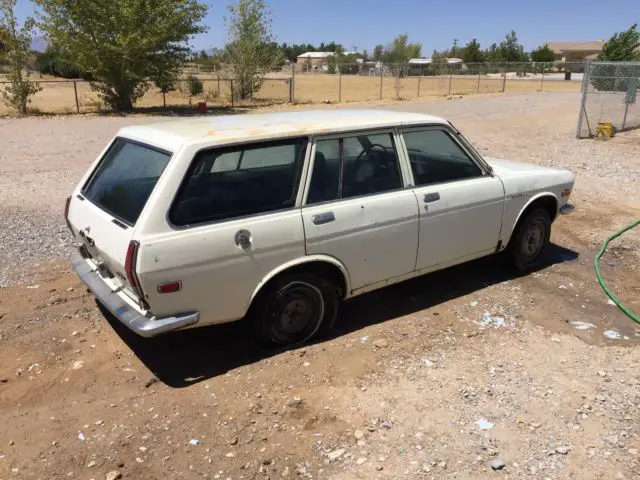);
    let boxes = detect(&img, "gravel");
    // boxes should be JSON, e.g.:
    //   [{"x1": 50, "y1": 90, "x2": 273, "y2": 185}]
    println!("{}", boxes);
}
[{"x1": 0, "y1": 92, "x2": 638, "y2": 284}]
